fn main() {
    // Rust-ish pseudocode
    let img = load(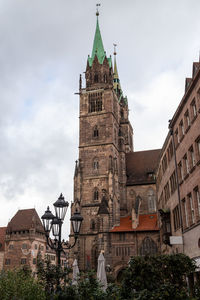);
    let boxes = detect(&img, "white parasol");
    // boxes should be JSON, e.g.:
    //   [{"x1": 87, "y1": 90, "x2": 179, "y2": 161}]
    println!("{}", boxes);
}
[
  {"x1": 97, "y1": 252, "x2": 107, "y2": 291},
  {"x1": 72, "y1": 259, "x2": 79, "y2": 285}
]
